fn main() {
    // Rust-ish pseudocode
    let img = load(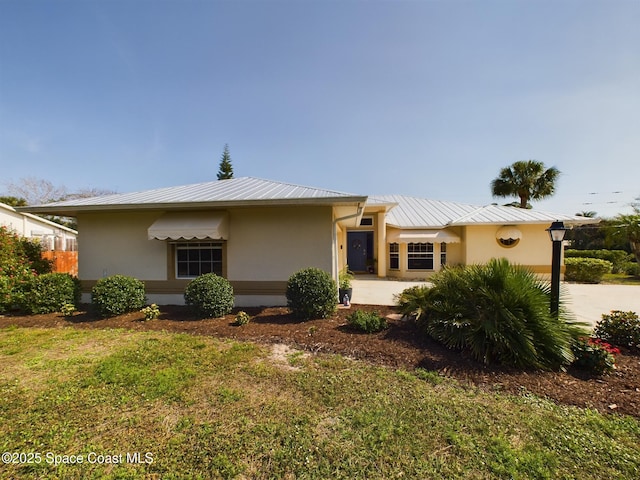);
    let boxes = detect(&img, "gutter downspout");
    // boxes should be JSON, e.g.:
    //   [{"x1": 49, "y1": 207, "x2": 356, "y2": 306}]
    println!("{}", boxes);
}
[{"x1": 332, "y1": 203, "x2": 365, "y2": 283}]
